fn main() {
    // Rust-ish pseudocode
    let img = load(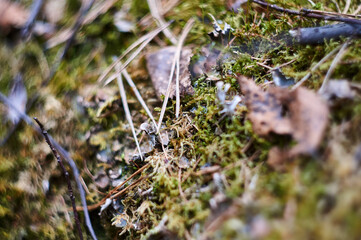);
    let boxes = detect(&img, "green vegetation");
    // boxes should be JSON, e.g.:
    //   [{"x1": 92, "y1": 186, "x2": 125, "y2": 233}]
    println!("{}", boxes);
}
[{"x1": 1, "y1": 0, "x2": 361, "y2": 239}]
